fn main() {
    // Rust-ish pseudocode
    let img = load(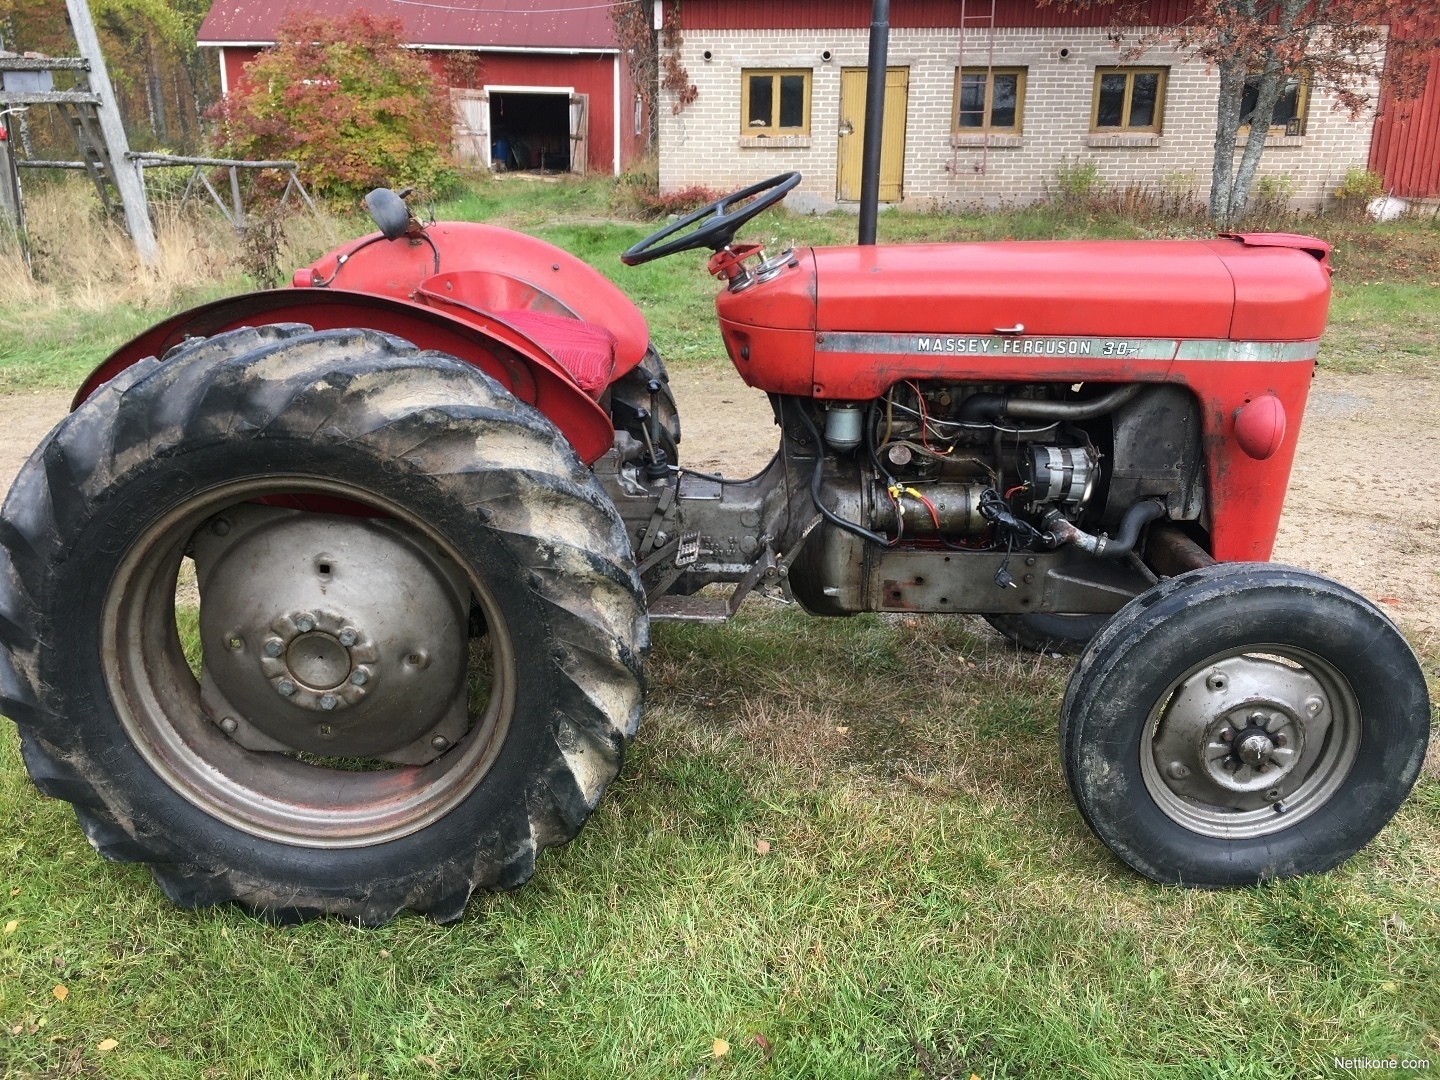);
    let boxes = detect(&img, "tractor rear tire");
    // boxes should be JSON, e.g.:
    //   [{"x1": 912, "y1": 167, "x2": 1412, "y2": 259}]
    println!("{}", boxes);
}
[
  {"x1": 1060, "y1": 563, "x2": 1430, "y2": 886},
  {"x1": 985, "y1": 612, "x2": 1108, "y2": 656},
  {"x1": 0, "y1": 325, "x2": 646, "y2": 924}
]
